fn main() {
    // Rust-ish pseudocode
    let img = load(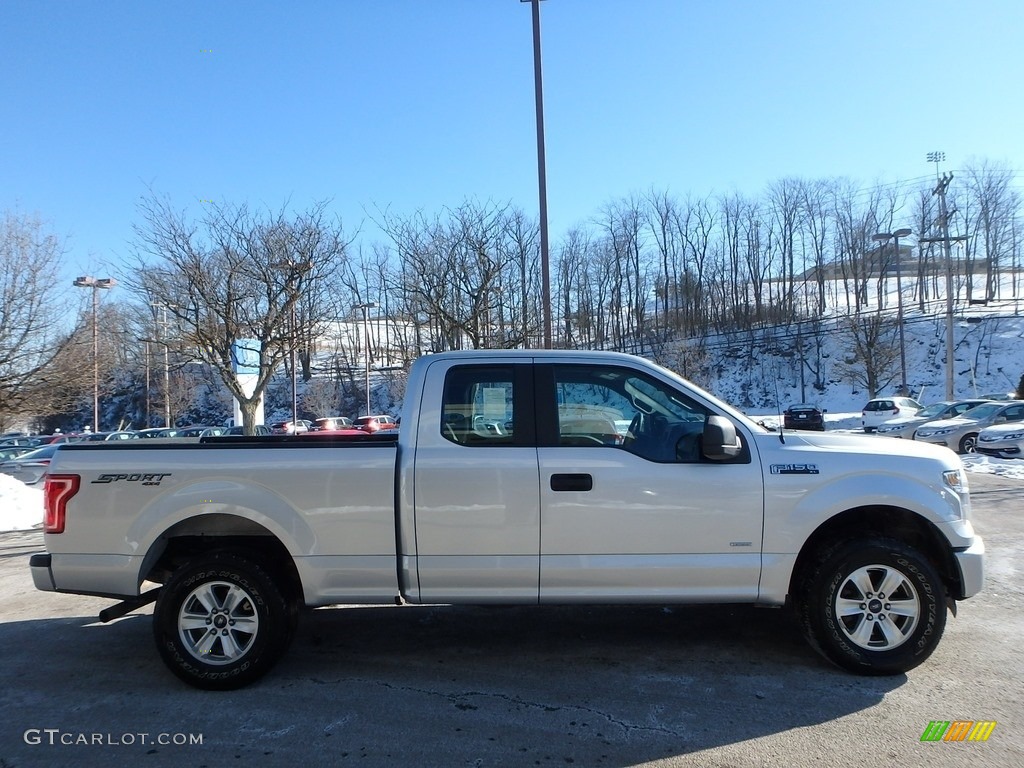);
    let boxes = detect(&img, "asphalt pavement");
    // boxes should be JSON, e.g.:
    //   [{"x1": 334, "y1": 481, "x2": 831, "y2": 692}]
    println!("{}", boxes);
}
[{"x1": 1, "y1": 473, "x2": 1021, "y2": 768}]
